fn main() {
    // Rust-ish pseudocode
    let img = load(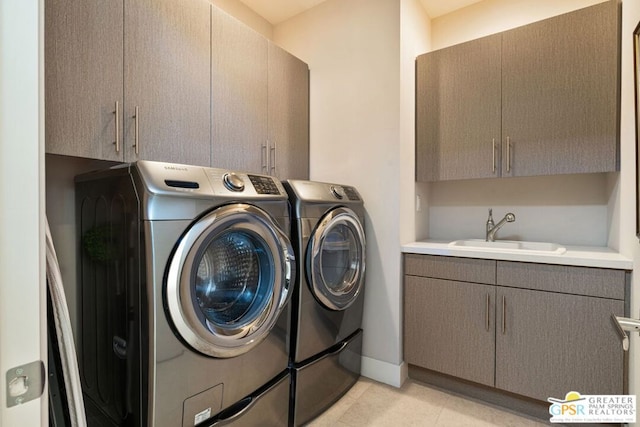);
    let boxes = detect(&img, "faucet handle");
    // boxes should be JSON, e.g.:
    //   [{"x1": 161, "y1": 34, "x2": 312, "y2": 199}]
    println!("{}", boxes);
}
[{"x1": 486, "y1": 209, "x2": 495, "y2": 240}]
